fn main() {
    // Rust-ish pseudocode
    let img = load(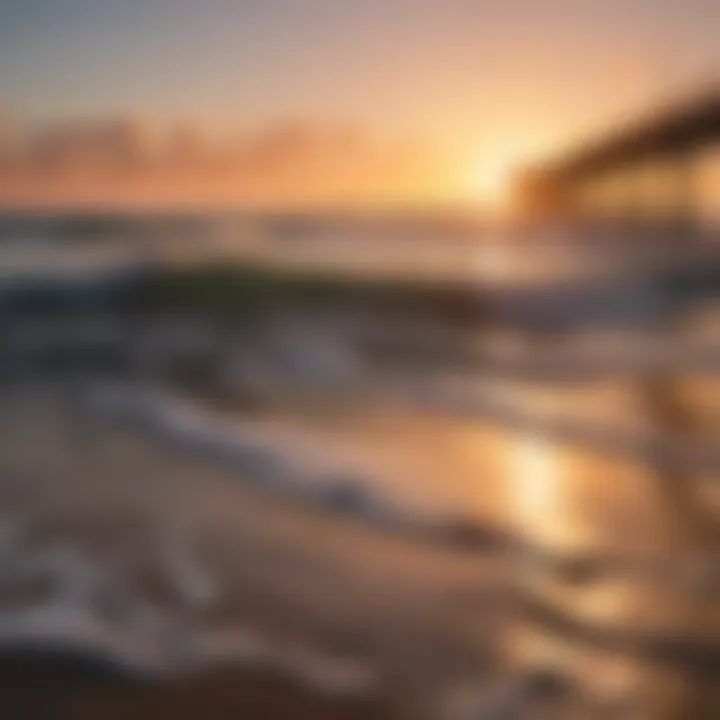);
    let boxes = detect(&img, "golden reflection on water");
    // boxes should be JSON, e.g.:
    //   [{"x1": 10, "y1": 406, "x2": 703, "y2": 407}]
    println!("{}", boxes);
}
[
  {"x1": 494, "y1": 365, "x2": 718, "y2": 717},
  {"x1": 513, "y1": 435, "x2": 566, "y2": 543}
]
